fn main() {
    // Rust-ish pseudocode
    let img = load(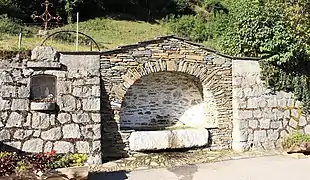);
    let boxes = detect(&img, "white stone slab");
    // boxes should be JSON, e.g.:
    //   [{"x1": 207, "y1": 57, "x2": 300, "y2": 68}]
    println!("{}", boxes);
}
[{"x1": 129, "y1": 129, "x2": 209, "y2": 151}]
